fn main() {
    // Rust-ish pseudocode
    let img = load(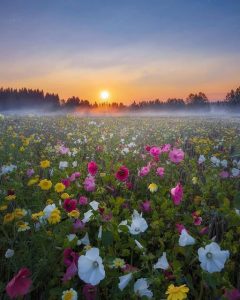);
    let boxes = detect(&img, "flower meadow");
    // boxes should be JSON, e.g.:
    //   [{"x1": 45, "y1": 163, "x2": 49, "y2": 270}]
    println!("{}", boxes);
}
[{"x1": 0, "y1": 115, "x2": 240, "y2": 300}]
